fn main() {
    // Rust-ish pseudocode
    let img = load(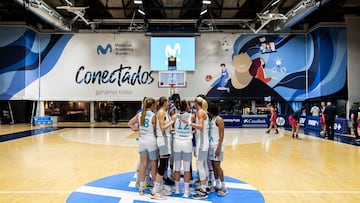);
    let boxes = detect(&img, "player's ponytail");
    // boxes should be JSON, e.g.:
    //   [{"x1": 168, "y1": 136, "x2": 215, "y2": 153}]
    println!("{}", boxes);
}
[
  {"x1": 195, "y1": 96, "x2": 208, "y2": 111},
  {"x1": 140, "y1": 97, "x2": 155, "y2": 127}
]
